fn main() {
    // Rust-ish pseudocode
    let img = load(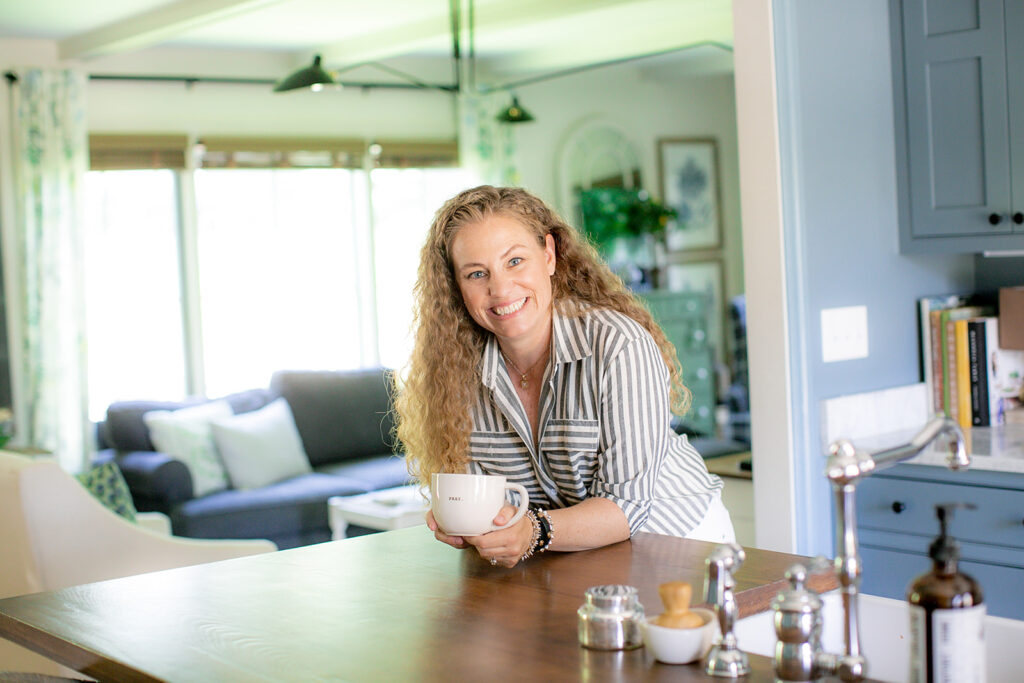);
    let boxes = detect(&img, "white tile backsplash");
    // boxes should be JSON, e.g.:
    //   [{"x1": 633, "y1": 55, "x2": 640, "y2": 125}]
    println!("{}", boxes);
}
[{"x1": 820, "y1": 383, "x2": 931, "y2": 451}]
